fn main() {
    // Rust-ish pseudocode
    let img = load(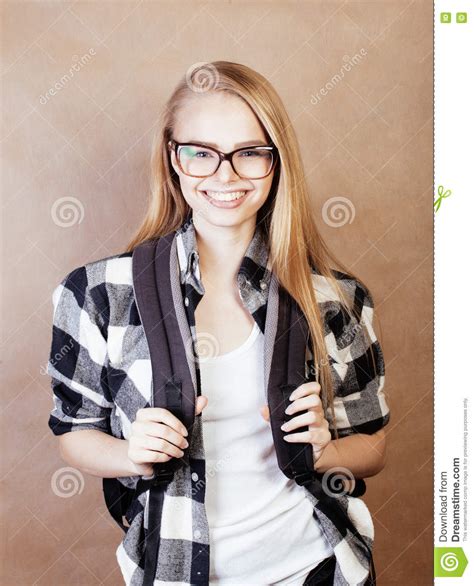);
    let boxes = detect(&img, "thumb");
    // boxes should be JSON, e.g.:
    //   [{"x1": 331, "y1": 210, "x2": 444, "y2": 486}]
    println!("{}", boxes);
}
[
  {"x1": 195, "y1": 395, "x2": 208, "y2": 416},
  {"x1": 259, "y1": 404, "x2": 270, "y2": 423}
]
